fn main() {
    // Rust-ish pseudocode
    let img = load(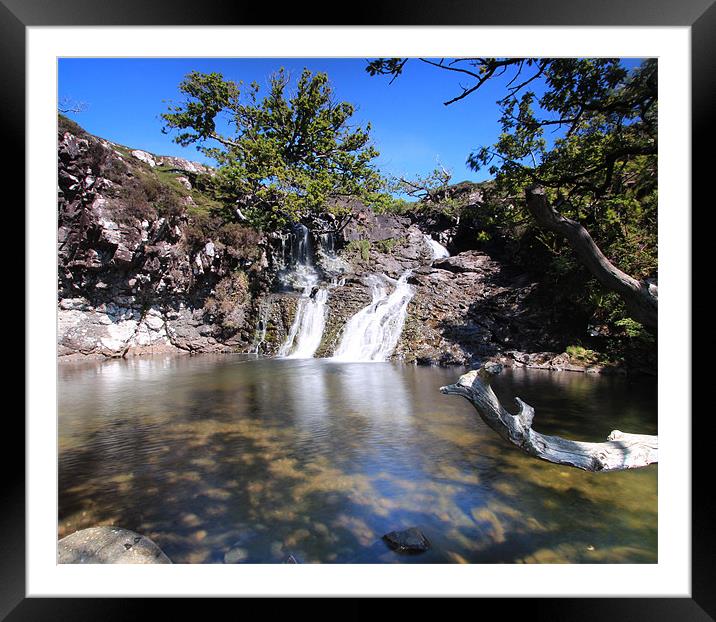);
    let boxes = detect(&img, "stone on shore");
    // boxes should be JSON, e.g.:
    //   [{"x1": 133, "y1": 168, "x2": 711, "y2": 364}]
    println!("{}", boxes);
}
[{"x1": 58, "y1": 527, "x2": 171, "y2": 564}]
